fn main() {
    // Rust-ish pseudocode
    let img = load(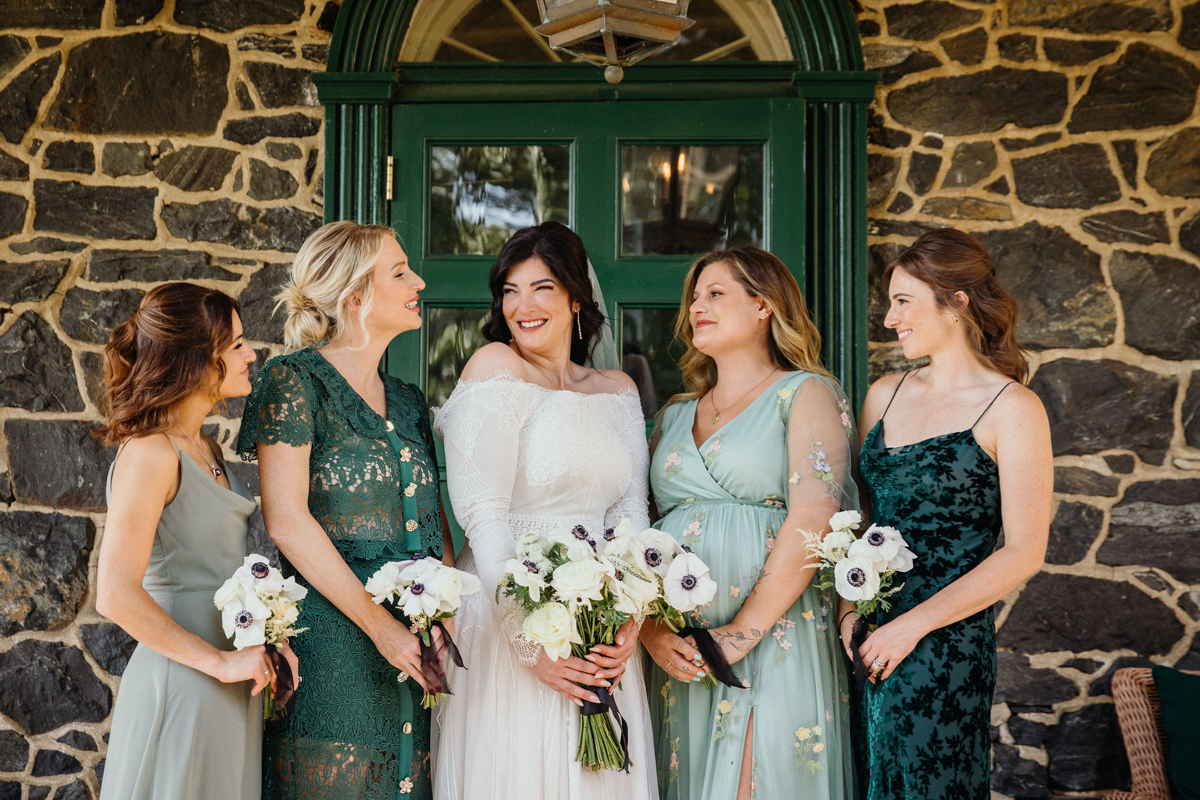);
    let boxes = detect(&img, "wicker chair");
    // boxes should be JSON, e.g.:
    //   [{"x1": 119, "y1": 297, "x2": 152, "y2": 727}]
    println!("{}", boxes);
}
[{"x1": 1108, "y1": 667, "x2": 1197, "y2": 800}]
